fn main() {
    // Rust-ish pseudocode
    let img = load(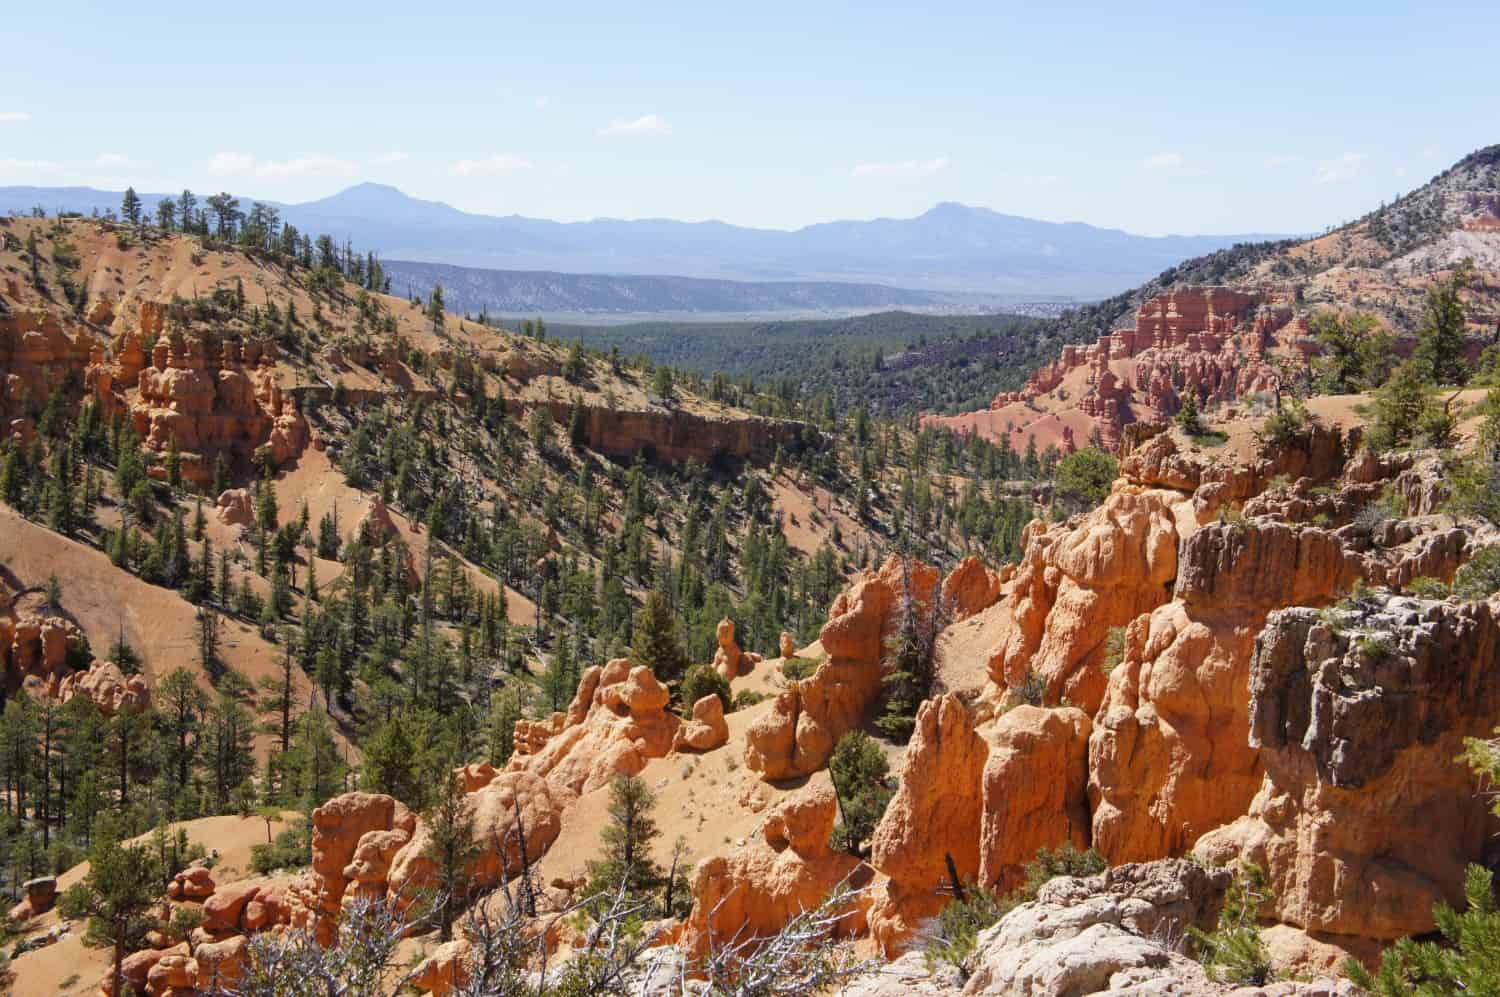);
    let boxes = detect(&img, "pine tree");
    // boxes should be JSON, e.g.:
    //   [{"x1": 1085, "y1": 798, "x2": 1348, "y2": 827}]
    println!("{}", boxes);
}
[
  {"x1": 585, "y1": 774, "x2": 663, "y2": 901},
  {"x1": 427, "y1": 283, "x2": 446, "y2": 334},
  {"x1": 120, "y1": 187, "x2": 142, "y2": 227},
  {"x1": 58, "y1": 835, "x2": 158, "y2": 997},
  {"x1": 631, "y1": 590, "x2": 686, "y2": 683},
  {"x1": 423, "y1": 771, "x2": 479, "y2": 941},
  {"x1": 827, "y1": 730, "x2": 892, "y2": 856},
  {"x1": 1413, "y1": 260, "x2": 1476, "y2": 387},
  {"x1": 488, "y1": 686, "x2": 523, "y2": 766}
]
